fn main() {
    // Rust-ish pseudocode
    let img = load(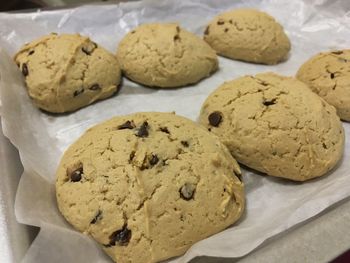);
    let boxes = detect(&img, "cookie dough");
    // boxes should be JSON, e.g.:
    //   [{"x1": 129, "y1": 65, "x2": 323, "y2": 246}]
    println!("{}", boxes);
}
[
  {"x1": 116, "y1": 23, "x2": 218, "y2": 88},
  {"x1": 203, "y1": 9, "x2": 291, "y2": 65},
  {"x1": 199, "y1": 73, "x2": 344, "y2": 181},
  {"x1": 296, "y1": 50, "x2": 350, "y2": 121},
  {"x1": 14, "y1": 33, "x2": 121, "y2": 113},
  {"x1": 56, "y1": 112, "x2": 244, "y2": 263}
]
